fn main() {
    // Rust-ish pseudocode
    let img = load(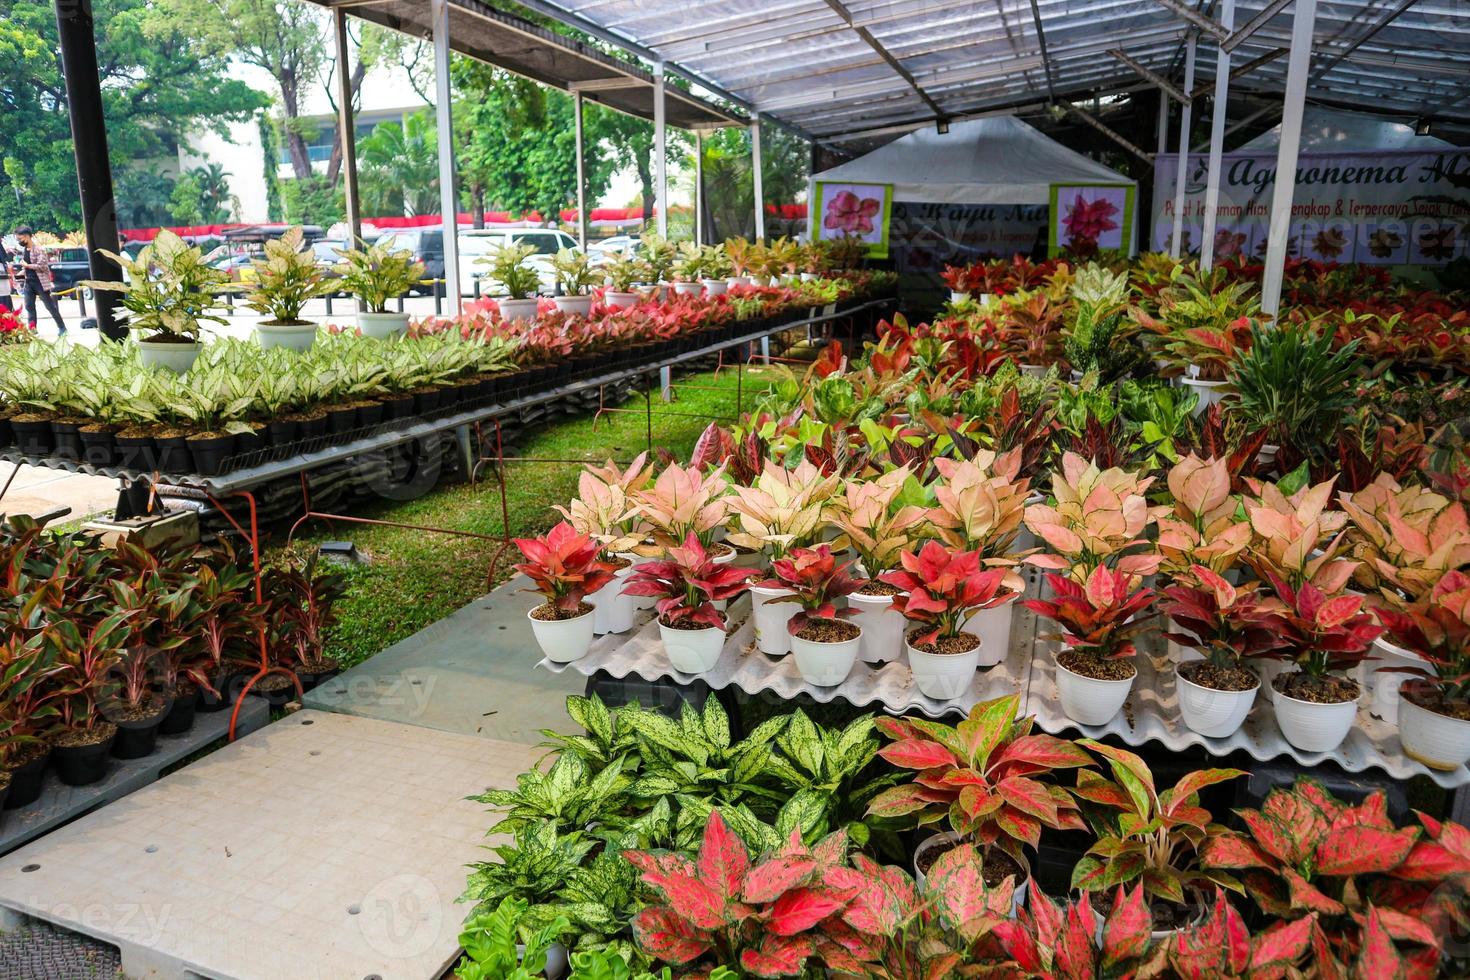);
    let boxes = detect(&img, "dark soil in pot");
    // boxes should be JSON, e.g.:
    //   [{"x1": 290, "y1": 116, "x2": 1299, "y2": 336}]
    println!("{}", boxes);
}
[
  {"x1": 196, "y1": 669, "x2": 253, "y2": 712},
  {"x1": 49, "y1": 419, "x2": 83, "y2": 460},
  {"x1": 153, "y1": 430, "x2": 191, "y2": 474},
  {"x1": 12, "y1": 415, "x2": 54, "y2": 456},
  {"x1": 187, "y1": 432, "x2": 235, "y2": 477},
  {"x1": 250, "y1": 673, "x2": 299, "y2": 708},
  {"x1": 51, "y1": 724, "x2": 117, "y2": 786},
  {"x1": 296, "y1": 659, "x2": 341, "y2": 691},
  {"x1": 907, "y1": 628, "x2": 981, "y2": 655},
  {"x1": 1058, "y1": 648, "x2": 1137, "y2": 681},
  {"x1": 913, "y1": 834, "x2": 1024, "y2": 887},
  {"x1": 794, "y1": 618, "x2": 860, "y2": 642},
  {"x1": 1093, "y1": 888, "x2": 1206, "y2": 932},
  {"x1": 79, "y1": 425, "x2": 119, "y2": 467},
  {"x1": 3, "y1": 741, "x2": 51, "y2": 809},
  {"x1": 158, "y1": 682, "x2": 198, "y2": 735},
  {"x1": 1178, "y1": 660, "x2": 1257, "y2": 692},
  {"x1": 106, "y1": 698, "x2": 170, "y2": 760},
  {"x1": 1272, "y1": 672, "x2": 1359, "y2": 703},
  {"x1": 115, "y1": 430, "x2": 159, "y2": 471}
]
